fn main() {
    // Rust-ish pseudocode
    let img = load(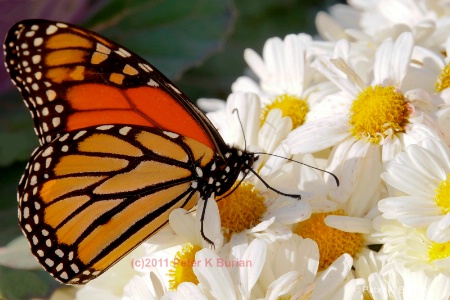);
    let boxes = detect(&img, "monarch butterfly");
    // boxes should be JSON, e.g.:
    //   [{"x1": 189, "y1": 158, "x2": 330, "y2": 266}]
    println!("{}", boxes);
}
[{"x1": 3, "y1": 19, "x2": 266, "y2": 285}]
